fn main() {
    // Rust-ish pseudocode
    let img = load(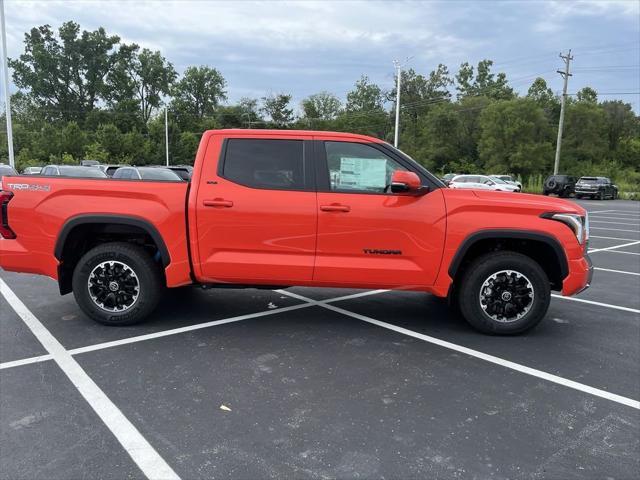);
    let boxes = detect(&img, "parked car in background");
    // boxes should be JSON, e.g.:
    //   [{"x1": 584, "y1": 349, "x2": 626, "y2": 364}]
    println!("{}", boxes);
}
[
  {"x1": 80, "y1": 159, "x2": 100, "y2": 167},
  {"x1": 491, "y1": 175, "x2": 522, "y2": 191},
  {"x1": 440, "y1": 173, "x2": 458, "y2": 186},
  {"x1": 112, "y1": 166, "x2": 183, "y2": 181},
  {"x1": 40, "y1": 165, "x2": 108, "y2": 178},
  {"x1": 95, "y1": 164, "x2": 126, "y2": 177},
  {"x1": 0, "y1": 163, "x2": 18, "y2": 179},
  {"x1": 164, "y1": 165, "x2": 193, "y2": 181},
  {"x1": 575, "y1": 177, "x2": 618, "y2": 200},
  {"x1": 449, "y1": 174, "x2": 519, "y2": 192},
  {"x1": 21, "y1": 166, "x2": 42, "y2": 175},
  {"x1": 543, "y1": 175, "x2": 577, "y2": 197}
]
